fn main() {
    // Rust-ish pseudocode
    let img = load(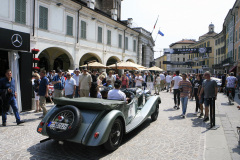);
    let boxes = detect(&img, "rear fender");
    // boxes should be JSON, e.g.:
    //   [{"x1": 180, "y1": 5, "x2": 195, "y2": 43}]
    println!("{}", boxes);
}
[{"x1": 83, "y1": 110, "x2": 125, "y2": 146}]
